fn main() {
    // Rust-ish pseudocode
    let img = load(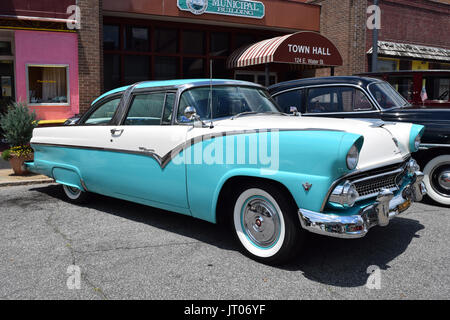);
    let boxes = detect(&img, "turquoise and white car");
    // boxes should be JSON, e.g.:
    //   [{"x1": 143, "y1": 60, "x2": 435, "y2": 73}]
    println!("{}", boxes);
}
[{"x1": 26, "y1": 79, "x2": 427, "y2": 265}]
